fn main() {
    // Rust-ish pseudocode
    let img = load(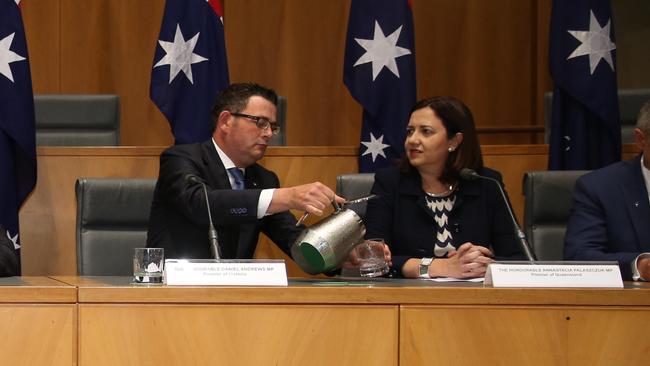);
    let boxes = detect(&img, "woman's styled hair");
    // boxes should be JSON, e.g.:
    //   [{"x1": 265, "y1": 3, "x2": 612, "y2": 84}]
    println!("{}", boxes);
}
[{"x1": 401, "y1": 96, "x2": 483, "y2": 183}]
